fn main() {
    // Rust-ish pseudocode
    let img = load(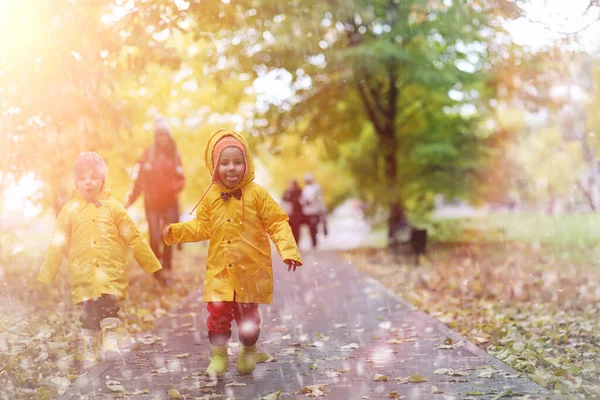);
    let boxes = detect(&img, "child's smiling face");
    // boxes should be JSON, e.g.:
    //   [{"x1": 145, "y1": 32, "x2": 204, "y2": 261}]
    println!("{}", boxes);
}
[
  {"x1": 76, "y1": 170, "x2": 103, "y2": 200},
  {"x1": 217, "y1": 147, "x2": 245, "y2": 189}
]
